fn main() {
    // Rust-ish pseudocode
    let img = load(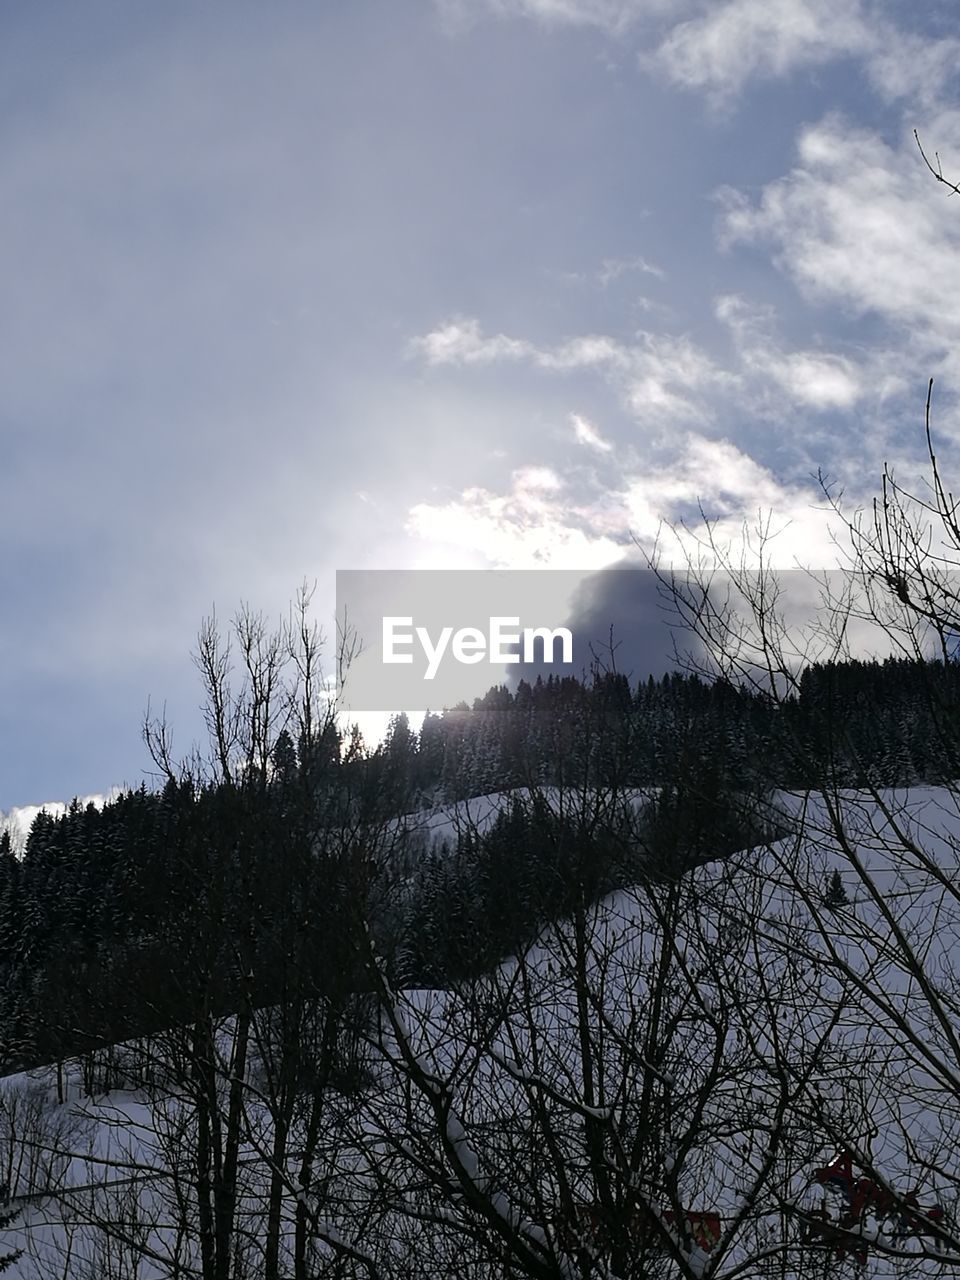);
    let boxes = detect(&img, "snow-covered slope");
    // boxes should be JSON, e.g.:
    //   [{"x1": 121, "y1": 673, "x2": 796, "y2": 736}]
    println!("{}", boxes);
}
[{"x1": 3, "y1": 785, "x2": 960, "y2": 1277}]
